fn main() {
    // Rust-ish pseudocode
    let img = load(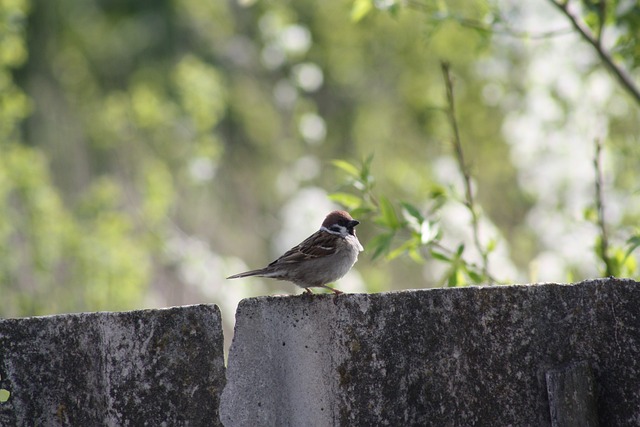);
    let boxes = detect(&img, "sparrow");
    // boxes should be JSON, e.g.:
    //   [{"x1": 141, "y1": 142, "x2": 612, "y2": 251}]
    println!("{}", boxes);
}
[{"x1": 227, "y1": 210, "x2": 363, "y2": 294}]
